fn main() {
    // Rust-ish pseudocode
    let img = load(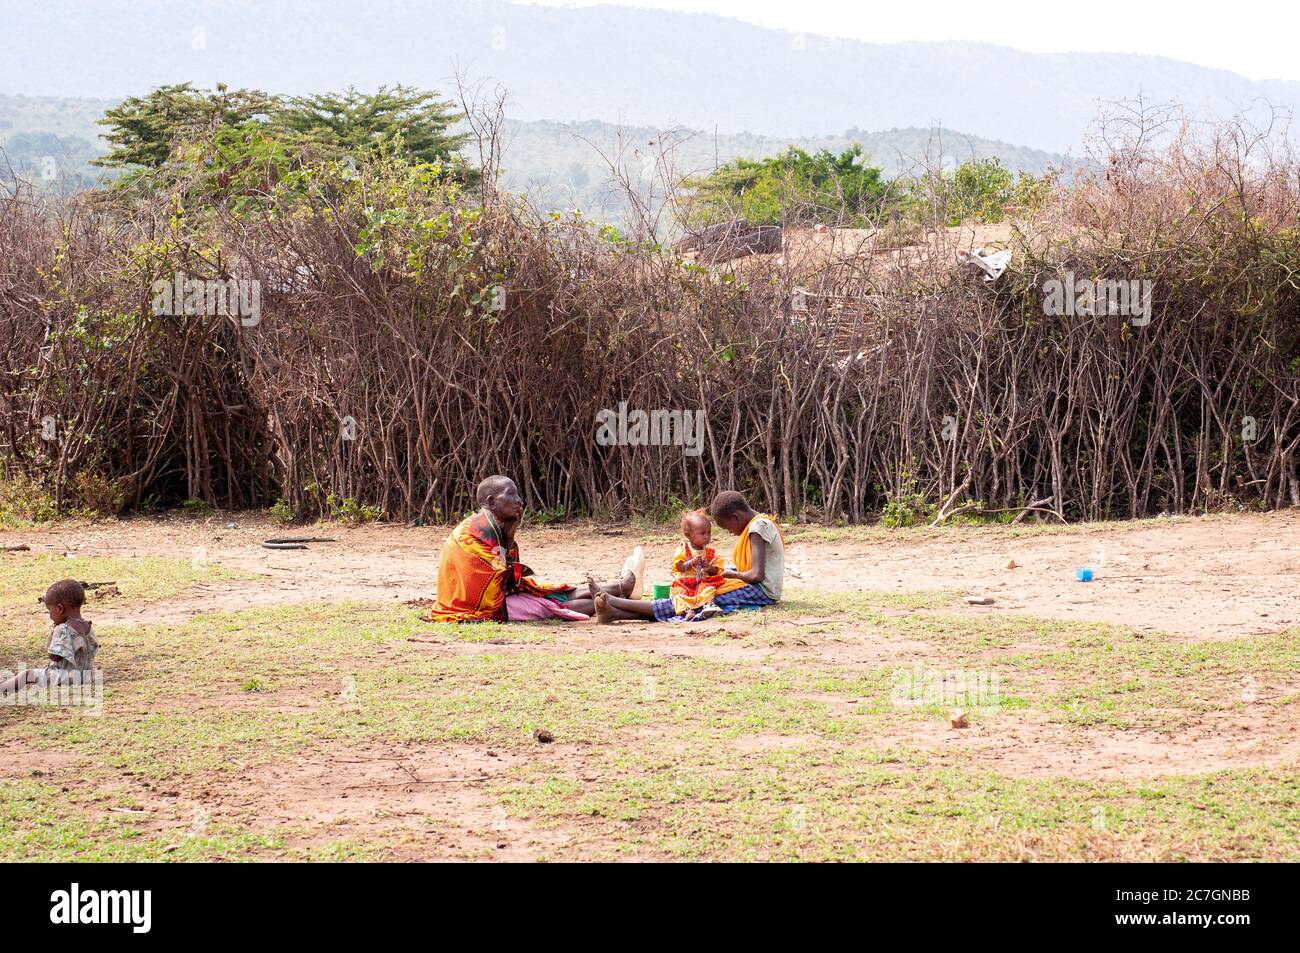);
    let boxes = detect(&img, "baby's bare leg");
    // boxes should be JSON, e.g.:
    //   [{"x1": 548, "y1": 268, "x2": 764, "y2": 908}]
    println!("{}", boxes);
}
[
  {"x1": 594, "y1": 592, "x2": 657, "y2": 622},
  {"x1": 0, "y1": 668, "x2": 39, "y2": 695}
]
